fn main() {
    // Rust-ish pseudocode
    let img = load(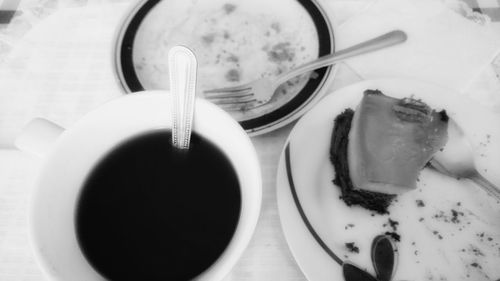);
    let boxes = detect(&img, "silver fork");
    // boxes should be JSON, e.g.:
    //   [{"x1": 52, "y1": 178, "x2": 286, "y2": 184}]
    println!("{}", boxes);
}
[
  {"x1": 429, "y1": 118, "x2": 500, "y2": 201},
  {"x1": 204, "y1": 30, "x2": 407, "y2": 110}
]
